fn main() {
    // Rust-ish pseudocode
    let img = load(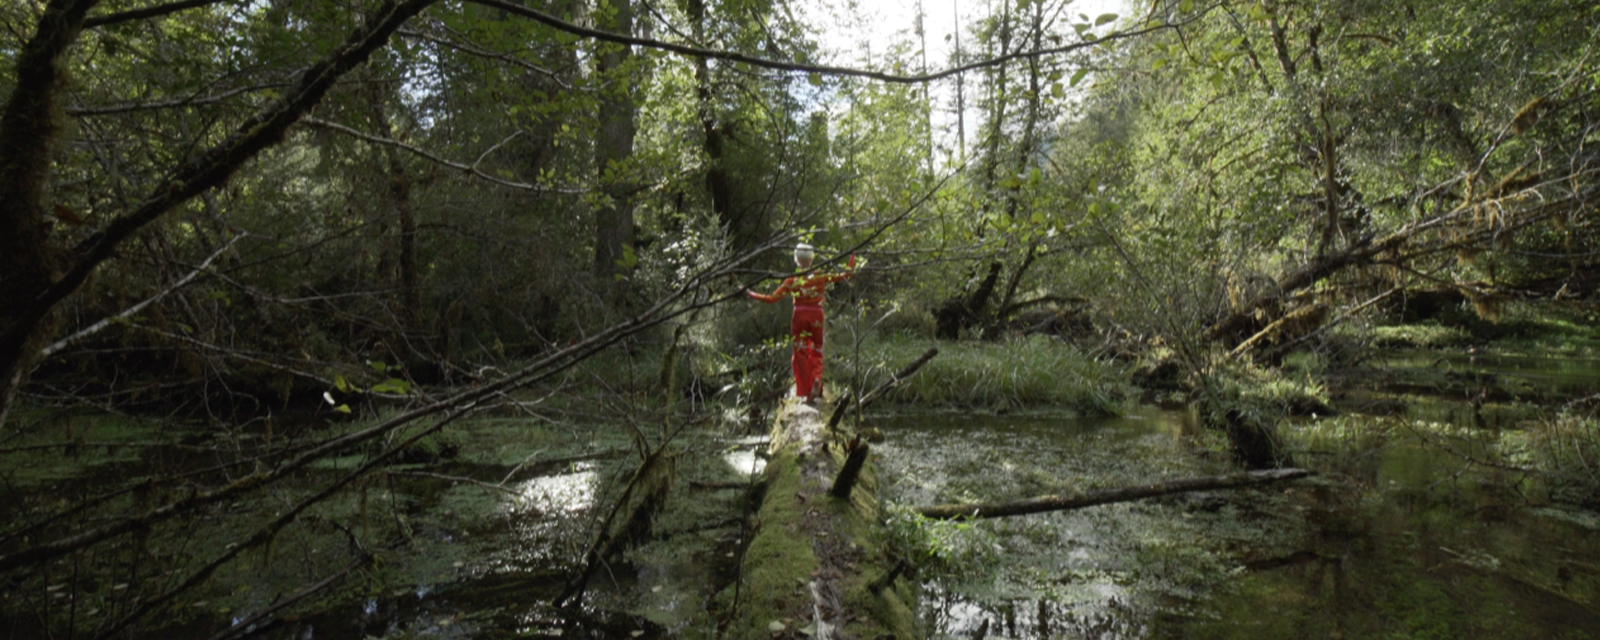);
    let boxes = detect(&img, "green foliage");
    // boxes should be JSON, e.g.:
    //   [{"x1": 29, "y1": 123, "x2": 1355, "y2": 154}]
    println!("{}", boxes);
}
[
  {"x1": 857, "y1": 335, "x2": 1130, "y2": 415},
  {"x1": 1509, "y1": 400, "x2": 1600, "y2": 505},
  {"x1": 1372, "y1": 323, "x2": 1474, "y2": 349},
  {"x1": 876, "y1": 507, "x2": 999, "y2": 579},
  {"x1": 1201, "y1": 363, "x2": 1332, "y2": 428}
]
